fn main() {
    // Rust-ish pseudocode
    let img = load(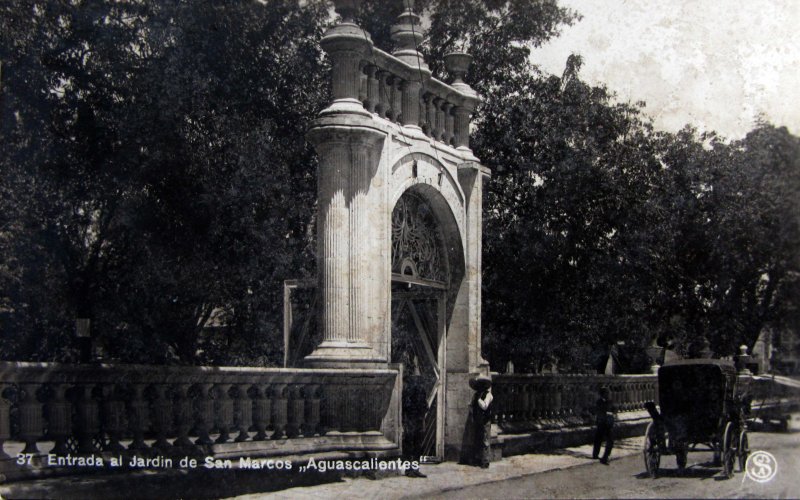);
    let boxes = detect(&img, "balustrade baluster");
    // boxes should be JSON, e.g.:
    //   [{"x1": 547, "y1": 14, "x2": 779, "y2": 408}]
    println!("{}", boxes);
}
[
  {"x1": 75, "y1": 383, "x2": 100, "y2": 454},
  {"x1": 173, "y1": 384, "x2": 195, "y2": 450},
  {"x1": 47, "y1": 383, "x2": 72, "y2": 455},
  {"x1": 271, "y1": 384, "x2": 288, "y2": 439},
  {"x1": 550, "y1": 379, "x2": 560, "y2": 419},
  {"x1": 433, "y1": 97, "x2": 445, "y2": 140},
  {"x1": 492, "y1": 383, "x2": 504, "y2": 423},
  {"x1": 391, "y1": 77, "x2": 403, "y2": 123},
  {"x1": 554, "y1": 383, "x2": 564, "y2": 419},
  {"x1": 286, "y1": 384, "x2": 304, "y2": 438},
  {"x1": 18, "y1": 383, "x2": 43, "y2": 454},
  {"x1": 376, "y1": 71, "x2": 389, "y2": 118},
  {"x1": 623, "y1": 384, "x2": 631, "y2": 411},
  {"x1": 320, "y1": 382, "x2": 337, "y2": 434},
  {"x1": 194, "y1": 383, "x2": 214, "y2": 446},
  {"x1": 365, "y1": 65, "x2": 378, "y2": 113},
  {"x1": 234, "y1": 384, "x2": 253, "y2": 442},
  {"x1": 101, "y1": 384, "x2": 126, "y2": 452},
  {"x1": 151, "y1": 384, "x2": 173, "y2": 451},
  {"x1": 0, "y1": 383, "x2": 12, "y2": 458},
  {"x1": 303, "y1": 384, "x2": 321, "y2": 437},
  {"x1": 443, "y1": 102, "x2": 454, "y2": 145},
  {"x1": 358, "y1": 61, "x2": 367, "y2": 106},
  {"x1": 425, "y1": 94, "x2": 436, "y2": 138},
  {"x1": 127, "y1": 383, "x2": 149, "y2": 451},
  {"x1": 214, "y1": 384, "x2": 233, "y2": 444},
  {"x1": 252, "y1": 385, "x2": 271, "y2": 441},
  {"x1": 519, "y1": 384, "x2": 530, "y2": 423},
  {"x1": 563, "y1": 381, "x2": 573, "y2": 417},
  {"x1": 613, "y1": 384, "x2": 623, "y2": 411},
  {"x1": 418, "y1": 95, "x2": 427, "y2": 132},
  {"x1": 401, "y1": 80, "x2": 421, "y2": 128},
  {"x1": 529, "y1": 380, "x2": 540, "y2": 420},
  {"x1": 505, "y1": 383, "x2": 516, "y2": 423}
]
